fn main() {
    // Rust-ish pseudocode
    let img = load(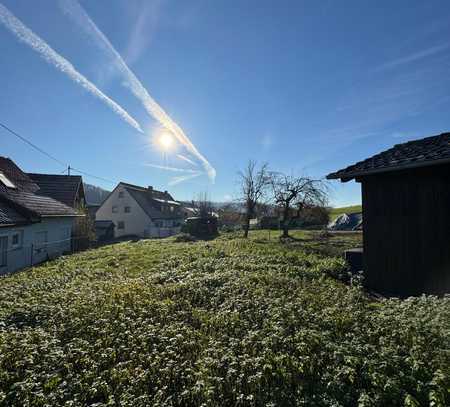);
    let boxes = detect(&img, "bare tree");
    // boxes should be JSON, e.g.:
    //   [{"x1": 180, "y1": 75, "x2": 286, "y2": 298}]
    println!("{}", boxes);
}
[
  {"x1": 238, "y1": 160, "x2": 270, "y2": 238},
  {"x1": 270, "y1": 172, "x2": 328, "y2": 238}
]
